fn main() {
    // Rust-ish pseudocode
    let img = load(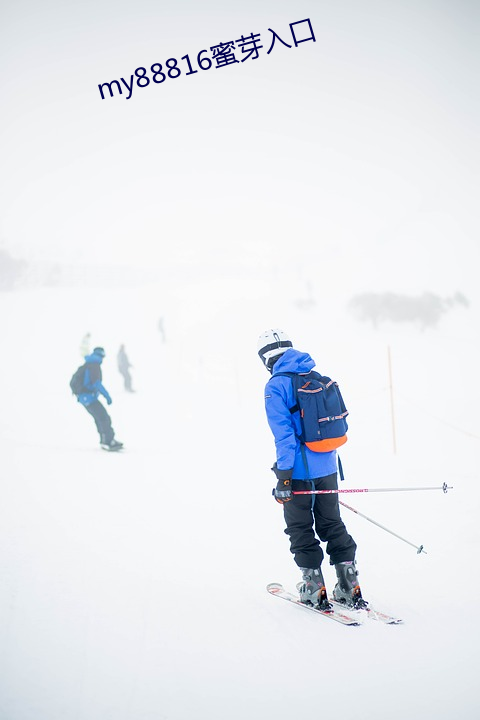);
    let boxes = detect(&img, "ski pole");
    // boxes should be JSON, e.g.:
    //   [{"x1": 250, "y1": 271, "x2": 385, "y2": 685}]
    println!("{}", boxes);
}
[
  {"x1": 338, "y1": 499, "x2": 427, "y2": 554},
  {"x1": 292, "y1": 482, "x2": 452, "y2": 496}
]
